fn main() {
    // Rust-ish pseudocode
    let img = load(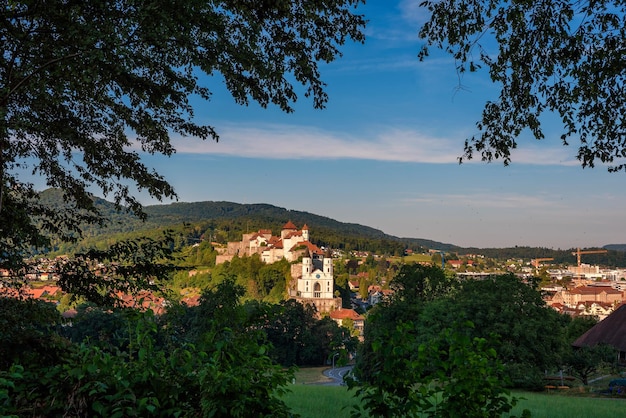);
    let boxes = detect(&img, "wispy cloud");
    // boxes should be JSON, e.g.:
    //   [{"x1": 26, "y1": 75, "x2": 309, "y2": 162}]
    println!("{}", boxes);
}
[
  {"x1": 398, "y1": 0, "x2": 432, "y2": 25},
  {"x1": 171, "y1": 122, "x2": 579, "y2": 166},
  {"x1": 401, "y1": 192, "x2": 563, "y2": 210},
  {"x1": 329, "y1": 55, "x2": 423, "y2": 74}
]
